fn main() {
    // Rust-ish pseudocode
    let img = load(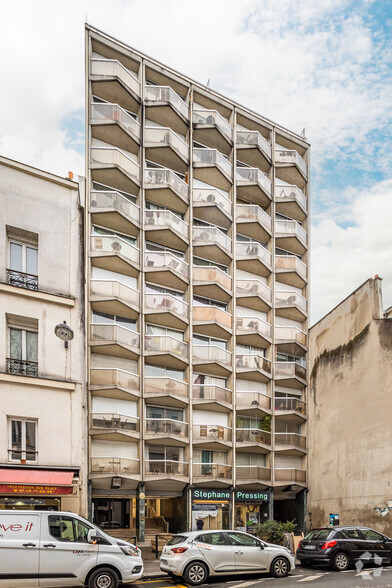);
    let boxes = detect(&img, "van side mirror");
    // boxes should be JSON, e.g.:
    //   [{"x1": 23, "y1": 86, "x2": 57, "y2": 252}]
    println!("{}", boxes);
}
[
  {"x1": 87, "y1": 530, "x2": 99, "y2": 544},
  {"x1": 259, "y1": 542, "x2": 265, "y2": 549}
]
